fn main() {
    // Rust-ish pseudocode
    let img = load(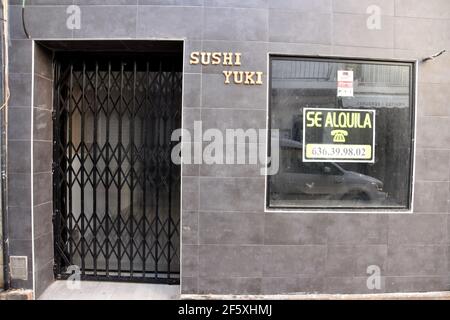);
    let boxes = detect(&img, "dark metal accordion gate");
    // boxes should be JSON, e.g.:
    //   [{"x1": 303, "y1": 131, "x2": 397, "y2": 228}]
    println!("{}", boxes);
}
[{"x1": 53, "y1": 52, "x2": 182, "y2": 284}]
